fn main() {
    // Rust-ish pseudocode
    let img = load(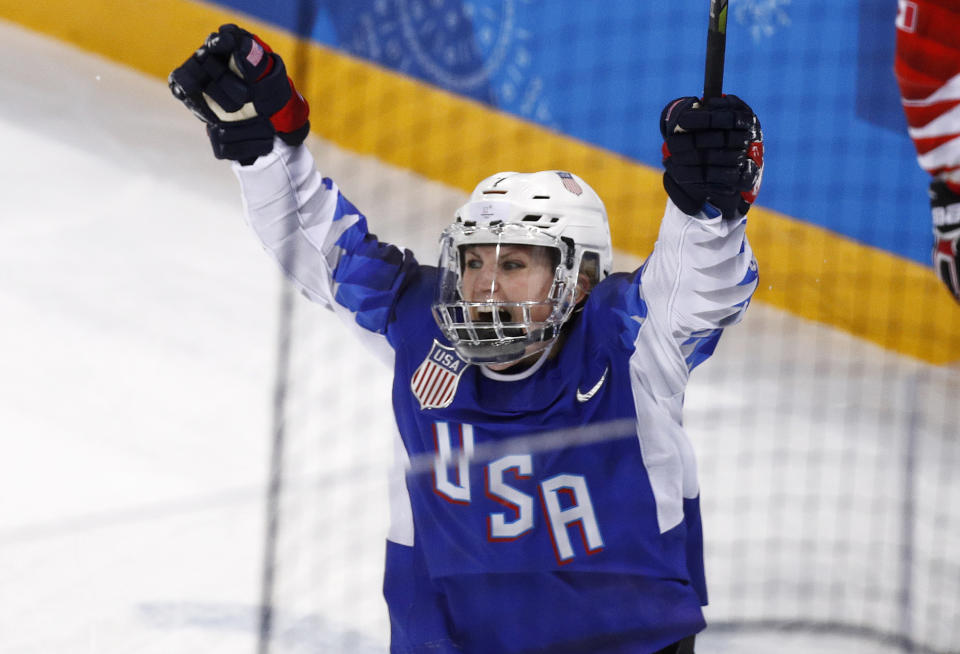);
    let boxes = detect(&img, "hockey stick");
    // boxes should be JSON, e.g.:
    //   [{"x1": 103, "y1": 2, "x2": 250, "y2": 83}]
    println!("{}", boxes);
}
[{"x1": 703, "y1": 0, "x2": 728, "y2": 99}]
